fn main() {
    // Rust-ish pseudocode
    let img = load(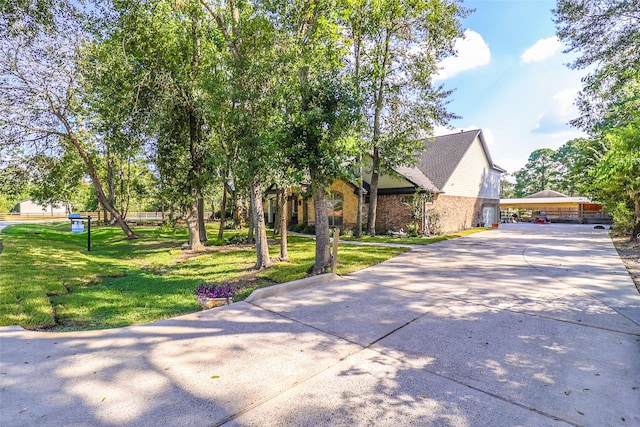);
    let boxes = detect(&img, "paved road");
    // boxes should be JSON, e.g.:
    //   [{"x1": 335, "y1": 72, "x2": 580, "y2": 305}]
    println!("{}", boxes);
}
[
  {"x1": 0, "y1": 221, "x2": 13, "y2": 233},
  {"x1": 1, "y1": 224, "x2": 639, "y2": 426}
]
